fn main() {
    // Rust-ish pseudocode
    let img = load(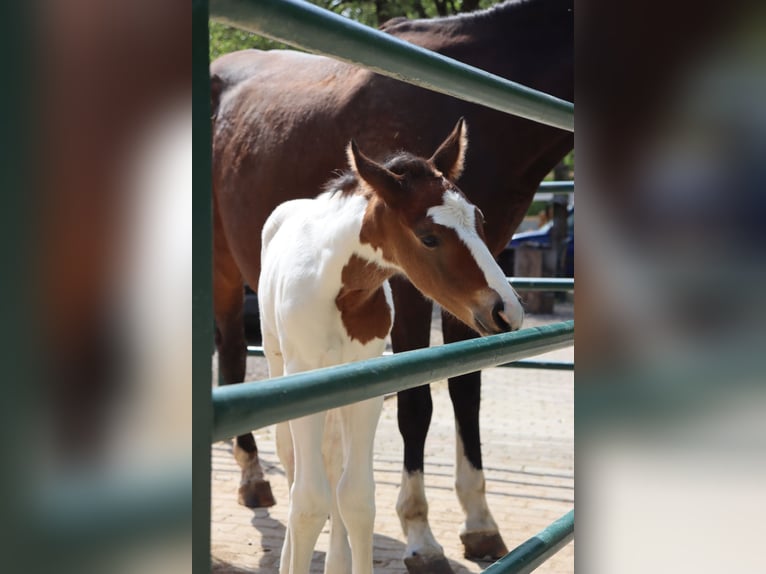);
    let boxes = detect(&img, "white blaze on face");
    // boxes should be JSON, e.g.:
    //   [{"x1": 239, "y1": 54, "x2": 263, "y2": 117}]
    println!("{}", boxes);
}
[{"x1": 427, "y1": 189, "x2": 523, "y2": 329}]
